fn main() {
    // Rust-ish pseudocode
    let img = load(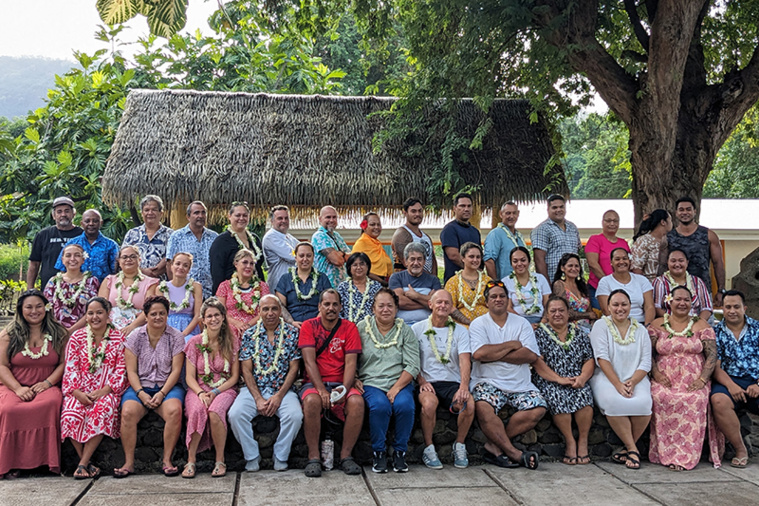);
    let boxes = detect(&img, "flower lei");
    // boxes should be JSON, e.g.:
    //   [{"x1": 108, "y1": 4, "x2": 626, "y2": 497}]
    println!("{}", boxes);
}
[
  {"x1": 509, "y1": 272, "x2": 542, "y2": 315},
  {"x1": 603, "y1": 316, "x2": 638, "y2": 345},
  {"x1": 21, "y1": 334, "x2": 52, "y2": 359},
  {"x1": 196, "y1": 329, "x2": 231, "y2": 387},
  {"x1": 423, "y1": 316, "x2": 457, "y2": 364},
  {"x1": 346, "y1": 278, "x2": 378, "y2": 322},
  {"x1": 664, "y1": 270, "x2": 694, "y2": 295},
  {"x1": 114, "y1": 270, "x2": 145, "y2": 309},
  {"x1": 291, "y1": 267, "x2": 319, "y2": 301},
  {"x1": 456, "y1": 270, "x2": 486, "y2": 313},
  {"x1": 250, "y1": 318, "x2": 287, "y2": 376},
  {"x1": 364, "y1": 316, "x2": 404, "y2": 349},
  {"x1": 158, "y1": 278, "x2": 194, "y2": 310},
  {"x1": 539, "y1": 323, "x2": 578, "y2": 351},
  {"x1": 663, "y1": 314, "x2": 699, "y2": 338},
  {"x1": 52, "y1": 271, "x2": 92, "y2": 307},
  {"x1": 85, "y1": 324, "x2": 113, "y2": 374},
  {"x1": 231, "y1": 272, "x2": 262, "y2": 315},
  {"x1": 497, "y1": 223, "x2": 524, "y2": 249},
  {"x1": 227, "y1": 225, "x2": 262, "y2": 261}
]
